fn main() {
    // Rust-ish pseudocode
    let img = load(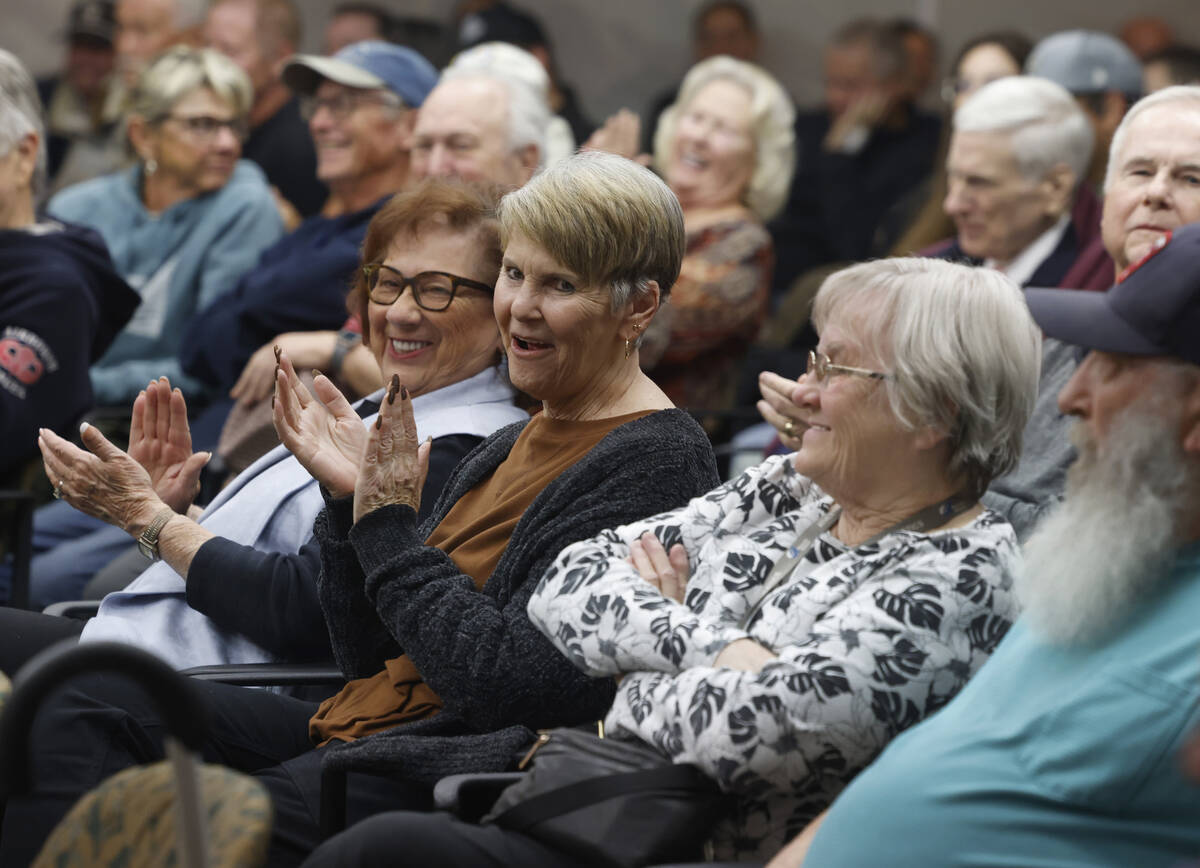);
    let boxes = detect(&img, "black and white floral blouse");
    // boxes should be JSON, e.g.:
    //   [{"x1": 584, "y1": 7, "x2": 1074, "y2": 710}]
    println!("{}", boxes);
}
[{"x1": 528, "y1": 454, "x2": 1021, "y2": 860}]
